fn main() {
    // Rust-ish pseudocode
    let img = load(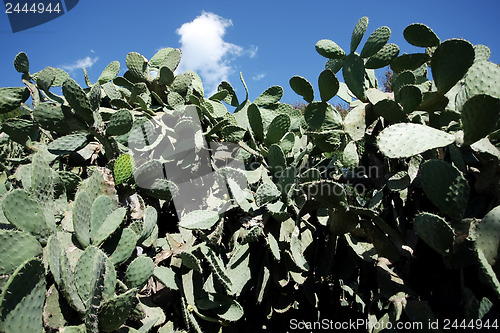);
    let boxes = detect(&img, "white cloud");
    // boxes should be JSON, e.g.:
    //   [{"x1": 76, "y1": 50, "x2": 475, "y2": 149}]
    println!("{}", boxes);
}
[
  {"x1": 61, "y1": 56, "x2": 99, "y2": 72},
  {"x1": 248, "y1": 45, "x2": 258, "y2": 58},
  {"x1": 252, "y1": 73, "x2": 266, "y2": 81},
  {"x1": 176, "y1": 12, "x2": 243, "y2": 94}
]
